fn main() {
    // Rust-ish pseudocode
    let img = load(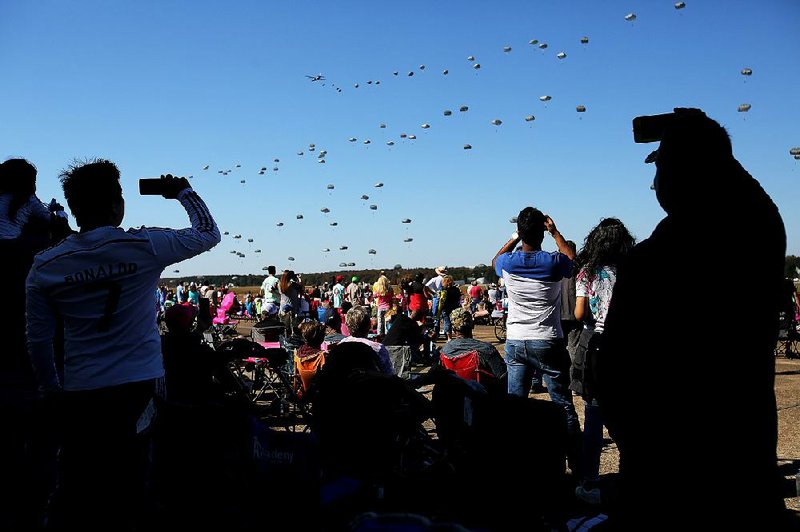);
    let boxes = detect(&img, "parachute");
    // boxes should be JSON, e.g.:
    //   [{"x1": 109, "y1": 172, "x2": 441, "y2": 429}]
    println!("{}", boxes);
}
[
  {"x1": 443, "y1": 110, "x2": 452, "y2": 116},
  {"x1": 509, "y1": 217, "x2": 518, "y2": 223},
  {"x1": 580, "y1": 36, "x2": 589, "y2": 44},
  {"x1": 525, "y1": 115, "x2": 535, "y2": 122},
  {"x1": 379, "y1": 123, "x2": 386, "y2": 129},
  {"x1": 473, "y1": 63, "x2": 481, "y2": 70},
  {"x1": 529, "y1": 39, "x2": 539, "y2": 45},
  {"x1": 738, "y1": 104, "x2": 751, "y2": 112},
  {"x1": 339, "y1": 262, "x2": 347, "y2": 267},
  {"x1": 347, "y1": 262, "x2": 355, "y2": 267},
  {"x1": 296, "y1": 214, "x2": 304, "y2": 219},
  {"x1": 408, "y1": 134, "x2": 417, "y2": 140},
  {"x1": 460, "y1": 106, "x2": 469, "y2": 112},
  {"x1": 240, "y1": 180, "x2": 246, "y2": 184},
  {"x1": 369, "y1": 205, "x2": 378, "y2": 210},
  {"x1": 374, "y1": 182, "x2": 384, "y2": 188},
  {"x1": 330, "y1": 222, "x2": 338, "y2": 226},
  {"x1": 421, "y1": 123, "x2": 430, "y2": 129},
  {"x1": 327, "y1": 184, "x2": 335, "y2": 190},
  {"x1": 288, "y1": 257, "x2": 295, "y2": 261},
  {"x1": 247, "y1": 238, "x2": 254, "y2": 242},
  {"x1": 387, "y1": 141, "x2": 395, "y2": 146},
  {"x1": 394, "y1": 264, "x2": 403, "y2": 269},
  {"x1": 234, "y1": 234, "x2": 242, "y2": 239},
  {"x1": 363, "y1": 140, "x2": 371, "y2": 145},
  {"x1": 403, "y1": 238, "x2": 413, "y2": 242},
  {"x1": 442, "y1": 69, "x2": 449, "y2": 75},
  {"x1": 624, "y1": 13, "x2": 636, "y2": 21},
  {"x1": 401, "y1": 218, "x2": 412, "y2": 223},
  {"x1": 400, "y1": 133, "x2": 407, "y2": 139},
  {"x1": 741, "y1": 68, "x2": 753, "y2": 76},
  {"x1": 408, "y1": 71, "x2": 414, "y2": 77},
  {"x1": 340, "y1": 245, "x2": 348, "y2": 250},
  {"x1": 557, "y1": 52, "x2": 567, "y2": 59},
  {"x1": 674, "y1": 2, "x2": 685, "y2": 9},
  {"x1": 274, "y1": 158, "x2": 280, "y2": 163},
  {"x1": 419, "y1": 64, "x2": 425, "y2": 70},
  {"x1": 539, "y1": 95, "x2": 552, "y2": 102},
  {"x1": 321, "y1": 207, "x2": 330, "y2": 213},
  {"x1": 276, "y1": 222, "x2": 284, "y2": 227},
  {"x1": 538, "y1": 43, "x2": 548, "y2": 49},
  {"x1": 235, "y1": 164, "x2": 241, "y2": 168},
  {"x1": 503, "y1": 46, "x2": 512, "y2": 53},
  {"x1": 202, "y1": 165, "x2": 209, "y2": 170},
  {"x1": 467, "y1": 55, "x2": 475, "y2": 61},
  {"x1": 254, "y1": 249, "x2": 261, "y2": 253},
  {"x1": 368, "y1": 249, "x2": 377, "y2": 255},
  {"x1": 262, "y1": 266, "x2": 269, "y2": 271},
  {"x1": 349, "y1": 137, "x2": 357, "y2": 142},
  {"x1": 790, "y1": 148, "x2": 800, "y2": 156},
  {"x1": 223, "y1": 231, "x2": 230, "y2": 235},
  {"x1": 323, "y1": 248, "x2": 330, "y2": 252},
  {"x1": 463, "y1": 144, "x2": 472, "y2": 150},
  {"x1": 173, "y1": 270, "x2": 180, "y2": 273},
  {"x1": 576, "y1": 105, "x2": 586, "y2": 112},
  {"x1": 354, "y1": 83, "x2": 359, "y2": 88},
  {"x1": 491, "y1": 119, "x2": 502, "y2": 126},
  {"x1": 361, "y1": 195, "x2": 370, "y2": 200}
]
